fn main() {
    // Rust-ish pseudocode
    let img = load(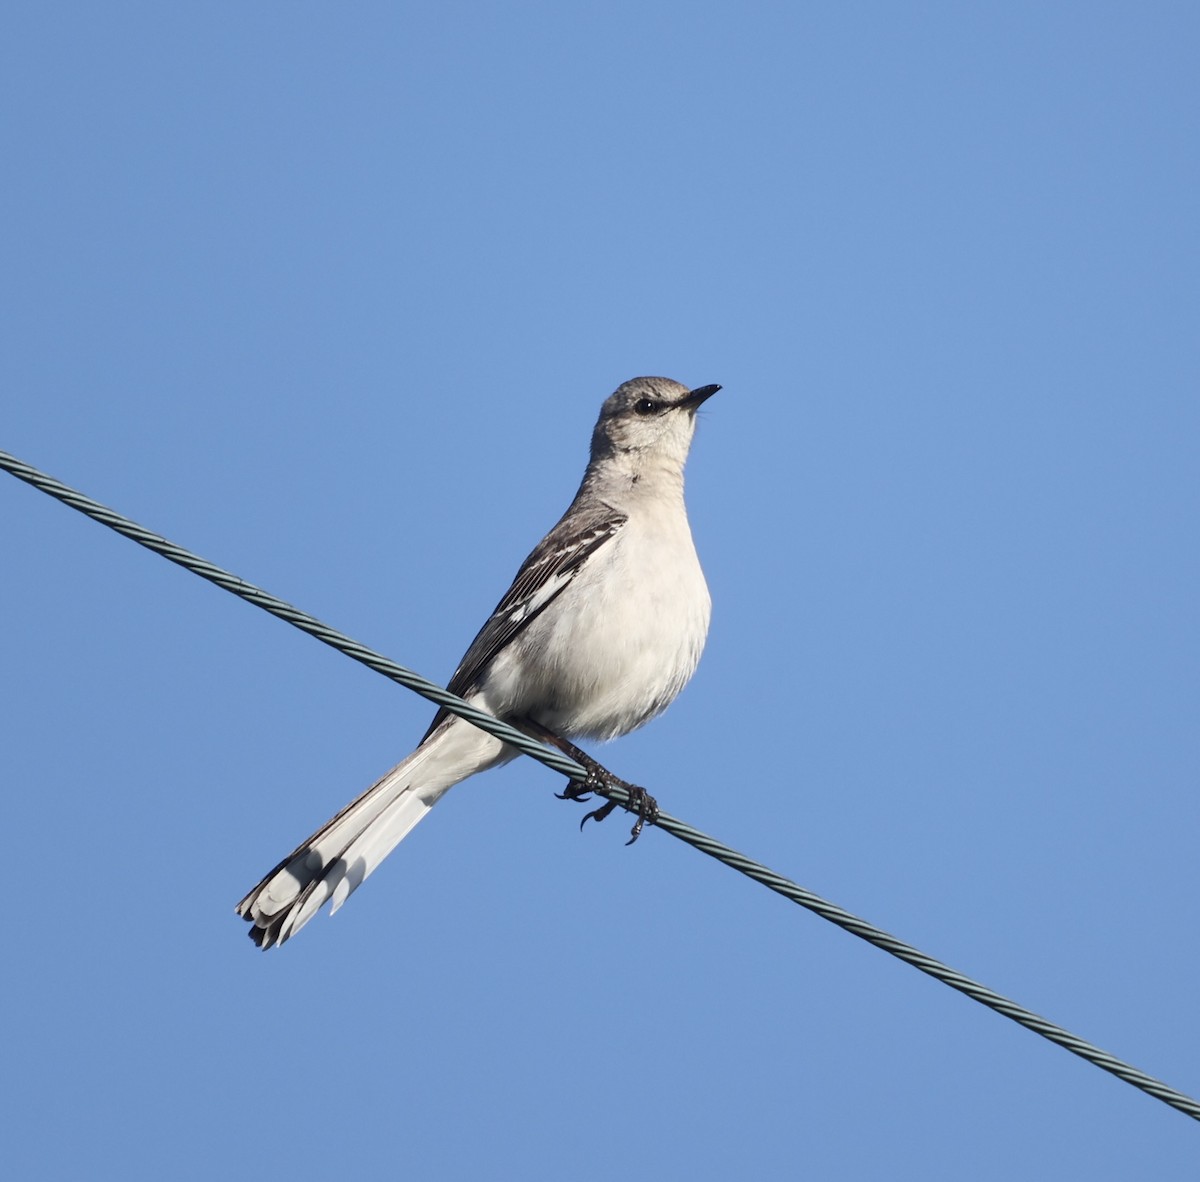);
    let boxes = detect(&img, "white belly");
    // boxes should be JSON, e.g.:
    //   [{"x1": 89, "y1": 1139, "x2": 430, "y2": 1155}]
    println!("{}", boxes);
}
[{"x1": 480, "y1": 512, "x2": 711, "y2": 741}]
